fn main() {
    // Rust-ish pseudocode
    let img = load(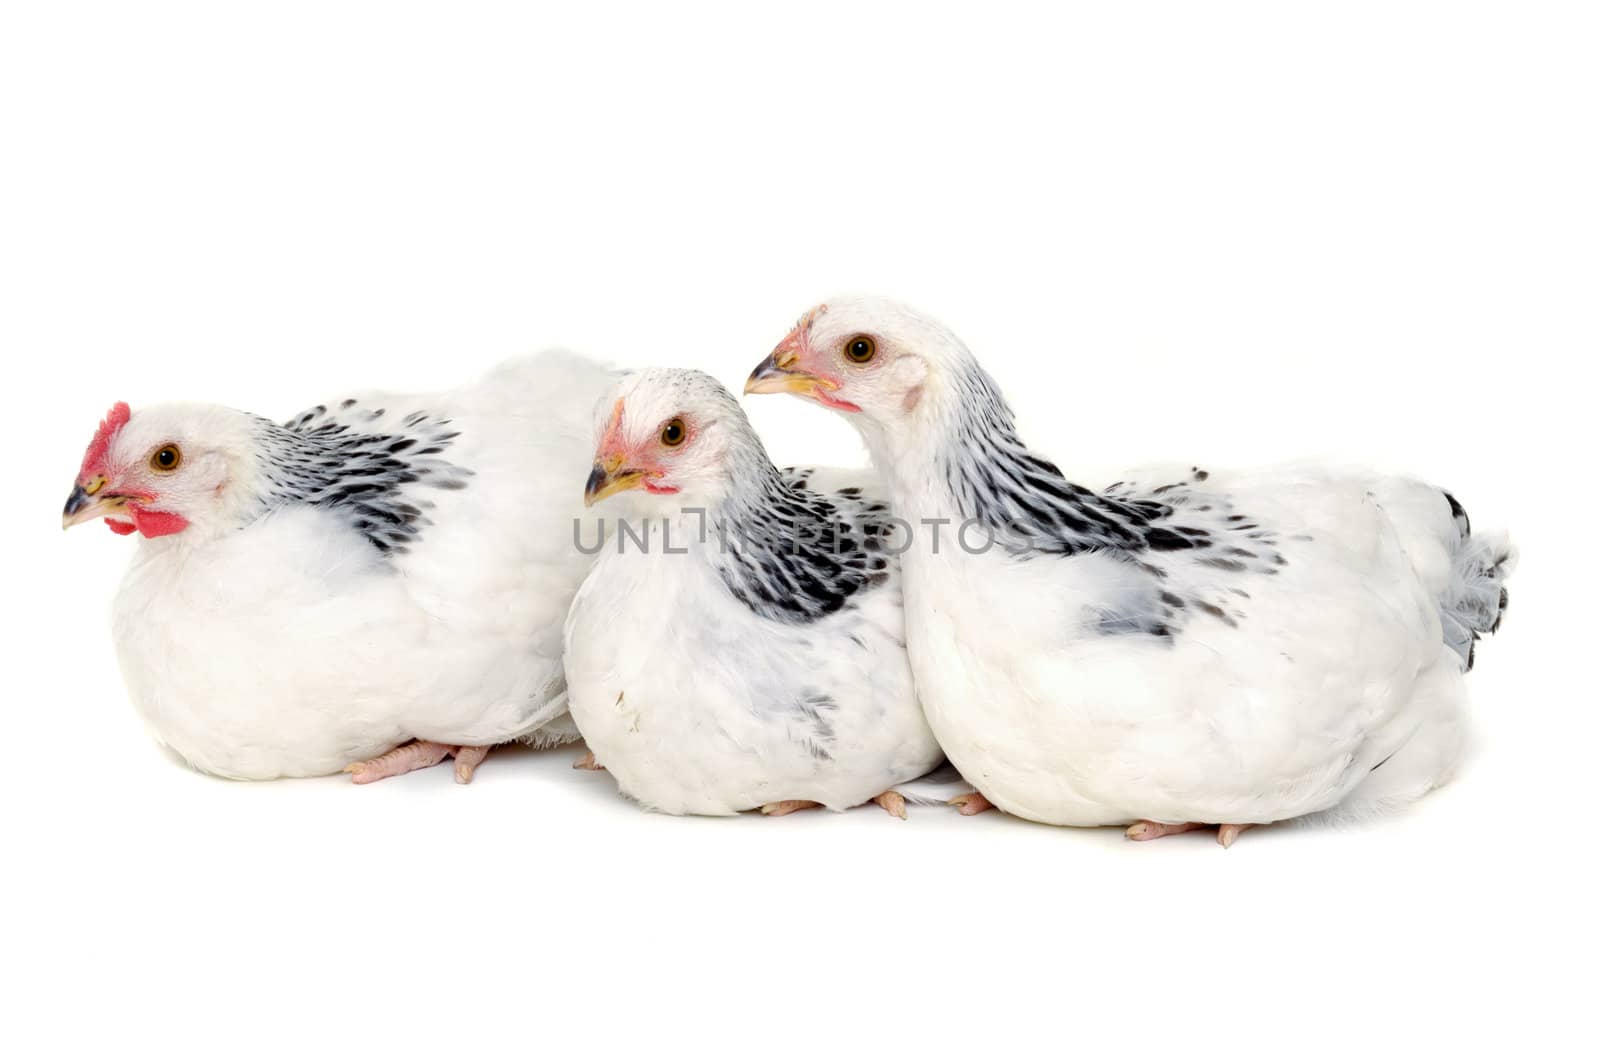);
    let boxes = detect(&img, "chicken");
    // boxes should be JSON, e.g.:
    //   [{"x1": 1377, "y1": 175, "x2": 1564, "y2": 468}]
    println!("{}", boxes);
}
[
  {"x1": 746, "y1": 297, "x2": 1516, "y2": 844},
  {"x1": 62, "y1": 351, "x2": 615, "y2": 782},
  {"x1": 563, "y1": 368, "x2": 946, "y2": 817}
]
